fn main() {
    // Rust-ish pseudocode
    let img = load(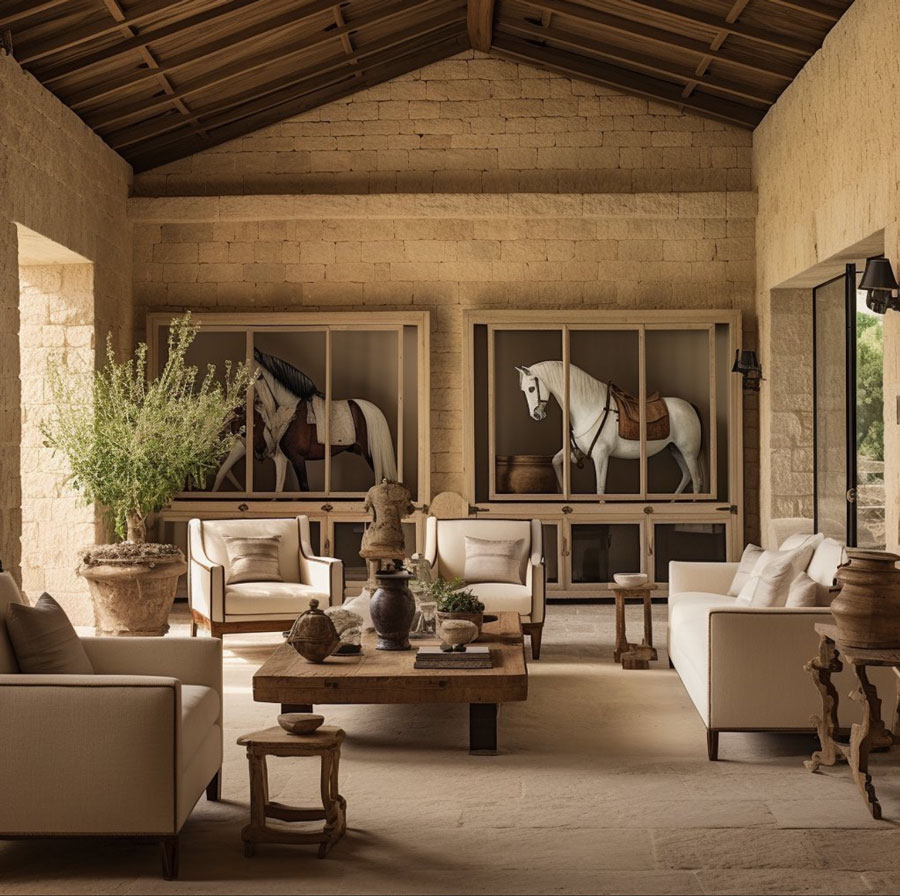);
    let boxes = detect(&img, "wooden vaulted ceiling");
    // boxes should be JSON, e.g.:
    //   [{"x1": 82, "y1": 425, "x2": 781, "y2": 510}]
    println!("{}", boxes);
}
[{"x1": 0, "y1": 0, "x2": 852, "y2": 172}]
